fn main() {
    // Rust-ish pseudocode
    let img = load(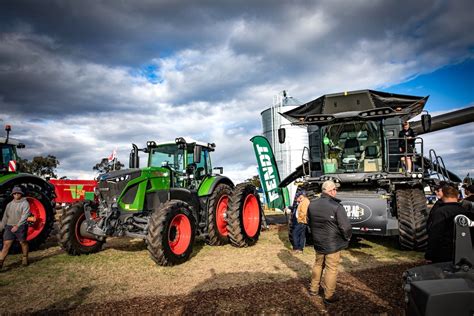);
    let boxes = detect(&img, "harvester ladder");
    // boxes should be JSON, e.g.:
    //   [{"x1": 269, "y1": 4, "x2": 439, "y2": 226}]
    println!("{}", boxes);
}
[{"x1": 428, "y1": 149, "x2": 450, "y2": 181}]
